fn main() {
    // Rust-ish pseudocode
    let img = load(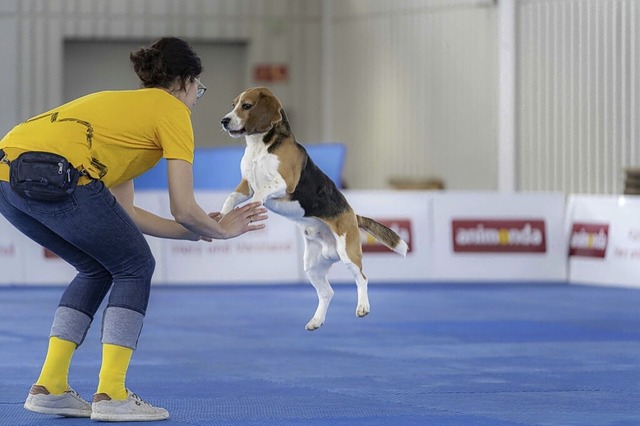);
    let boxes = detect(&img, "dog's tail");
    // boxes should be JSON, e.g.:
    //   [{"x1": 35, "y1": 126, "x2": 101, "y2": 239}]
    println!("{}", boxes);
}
[{"x1": 357, "y1": 215, "x2": 408, "y2": 257}]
